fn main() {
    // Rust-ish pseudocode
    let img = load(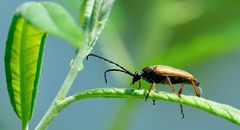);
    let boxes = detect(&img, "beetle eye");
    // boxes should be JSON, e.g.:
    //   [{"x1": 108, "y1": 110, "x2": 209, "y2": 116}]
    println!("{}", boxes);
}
[{"x1": 132, "y1": 73, "x2": 141, "y2": 84}]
